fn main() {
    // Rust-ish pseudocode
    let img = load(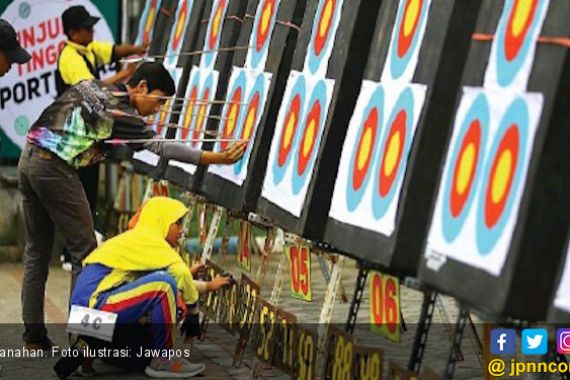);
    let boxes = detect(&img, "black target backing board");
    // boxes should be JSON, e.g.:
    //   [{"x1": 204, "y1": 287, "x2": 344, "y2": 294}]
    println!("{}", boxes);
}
[
  {"x1": 163, "y1": 0, "x2": 249, "y2": 191},
  {"x1": 321, "y1": 0, "x2": 484, "y2": 277},
  {"x1": 548, "y1": 230, "x2": 570, "y2": 323},
  {"x1": 254, "y1": 0, "x2": 383, "y2": 236},
  {"x1": 198, "y1": 0, "x2": 309, "y2": 213},
  {"x1": 417, "y1": 0, "x2": 570, "y2": 321}
]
